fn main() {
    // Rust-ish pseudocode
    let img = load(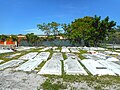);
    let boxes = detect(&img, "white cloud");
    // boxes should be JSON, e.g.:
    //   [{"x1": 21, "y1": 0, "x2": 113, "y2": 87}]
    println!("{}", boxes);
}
[{"x1": 24, "y1": 28, "x2": 44, "y2": 35}]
